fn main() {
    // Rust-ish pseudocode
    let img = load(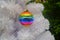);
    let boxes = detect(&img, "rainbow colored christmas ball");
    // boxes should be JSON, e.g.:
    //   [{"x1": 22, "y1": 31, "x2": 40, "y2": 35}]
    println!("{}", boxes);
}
[{"x1": 18, "y1": 11, "x2": 34, "y2": 26}]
